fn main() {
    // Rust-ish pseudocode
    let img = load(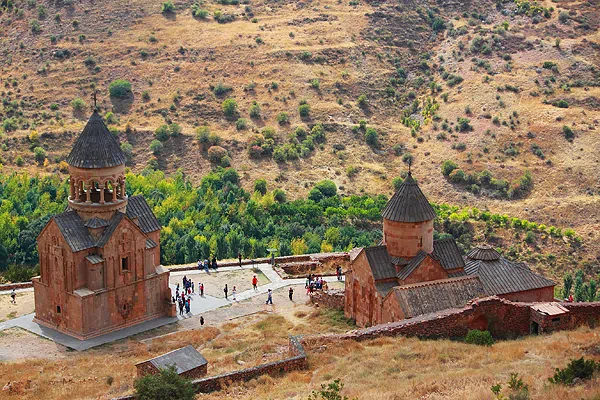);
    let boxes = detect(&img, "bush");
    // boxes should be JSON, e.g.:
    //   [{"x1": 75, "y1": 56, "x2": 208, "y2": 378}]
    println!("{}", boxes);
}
[
  {"x1": 155, "y1": 125, "x2": 170, "y2": 141},
  {"x1": 2, "y1": 118, "x2": 18, "y2": 132},
  {"x1": 30, "y1": 19, "x2": 41, "y2": 33},
  {"x1": 357, "y1": 94, "x2": 368, "y2": 108},
  {"x1": 441, "y1": 160, "x2": 458, "y2": 176},
  {"x1": 249, "y1": 102, "x2": 261, "y2": 119},
  {"x1": 549, "y1": 358, "x2": 599, "y2": 385},
  {"x1": 33, "y1": 146, "x2": 47, "y2": 163},
  {"x1": 276, "y1": 112, "x2": 289, "y2": 125},
  {"x1": 365, "y1": 128, "x2": 378, "y2": 147},
  {"x1": 70, "y1": 97, "x2": 86, "y2": 111},
  {"x1": 161, "y1": 1, "x2": 176, "y2": 13},
  {"x1": 120, "y1": 143, "x2": 133, "y2": 159},
  {"x1": 15, "y1": 156, "x2": 24, "y2": 167},
  {"x1": 142, "y1": 91, "x2": 150, "y2": 101},
  {"x1": 236, "y1": 118, "x2": 247, "y2": 130},
  {"x1": 310, "y1": 79, "x2": 320, "y2": 90},
  {"x1": 168, "y1": 123, "x2": 182, "y2": 137},
  {"x1": 222, "y1": 98, "x2": 238, "y2": 118},
  {"x1": 311, "y1": 180, "x2": 337, "y2": 199},
  {"x1": 191, "y1": 3, "x2": 209, "y2": 18},
  {"x1": 108, "y1": 79, "x2": 132, "y2": 98},
  {"x1": 134, "y1": 365, "x2": 194, "y2": 400},
  {"x1": 552, "y1": 99, "x2": 569, "y2": 108},
  {"x1": 213, "y1": 82, "x2": 232, "y2": 96},
  {"x1": 254, "y1": 179, "x2": 267, "y2": 195},
  {"x1": 465, "y1": 330, "x2": 494, "y2": 346},
  {"x1": 149, "y1": 140, "x2": 163, "y2": 155},
  {"x1": 273, "y1": 188, "x2": 286, "y2": 202},
  {"x1": 298, "y1": 103, "x2": 310, "y2": 118},
  {"x1": 457, "y1": 117, "x2": 472, "y2": 132},
  {"x1": 449, "y1": 168, "x2": 466, "y2": 183},
  {"x1": 207, "y1": 145, "x2": 228, "y2": 164},
  {"x1": 563, "y1": 125, "x2": 574, "y2": 140},
  {"x1": 402, "y1": 152, "x2": 413, "y2": 165},
  {"x1": 104, "y1": 112, "x2": 117, "y2": 124},
  {"x1": 392, "y1": 177, "x2": 404, "y2": 191},
  {"x1": 2, "y1": 264, "x2": 39, "y2": 283}
]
